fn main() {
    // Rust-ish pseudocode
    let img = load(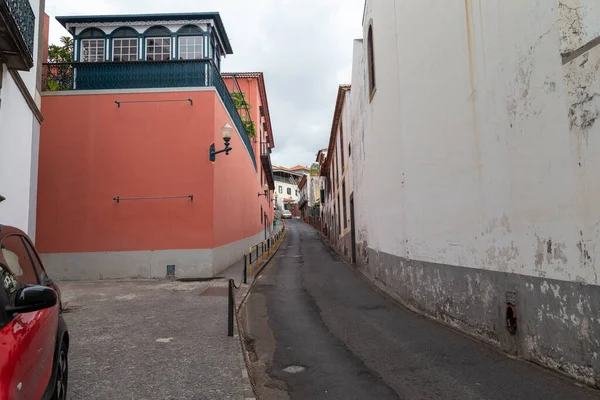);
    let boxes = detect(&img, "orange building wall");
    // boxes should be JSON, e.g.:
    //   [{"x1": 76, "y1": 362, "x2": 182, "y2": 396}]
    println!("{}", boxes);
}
[
  {"x1": 37, "y1": 91, "x2": 218, "y2": 253},
  {"x1": 222, "y1": 76, "x2": 275, "y2": 228}
]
